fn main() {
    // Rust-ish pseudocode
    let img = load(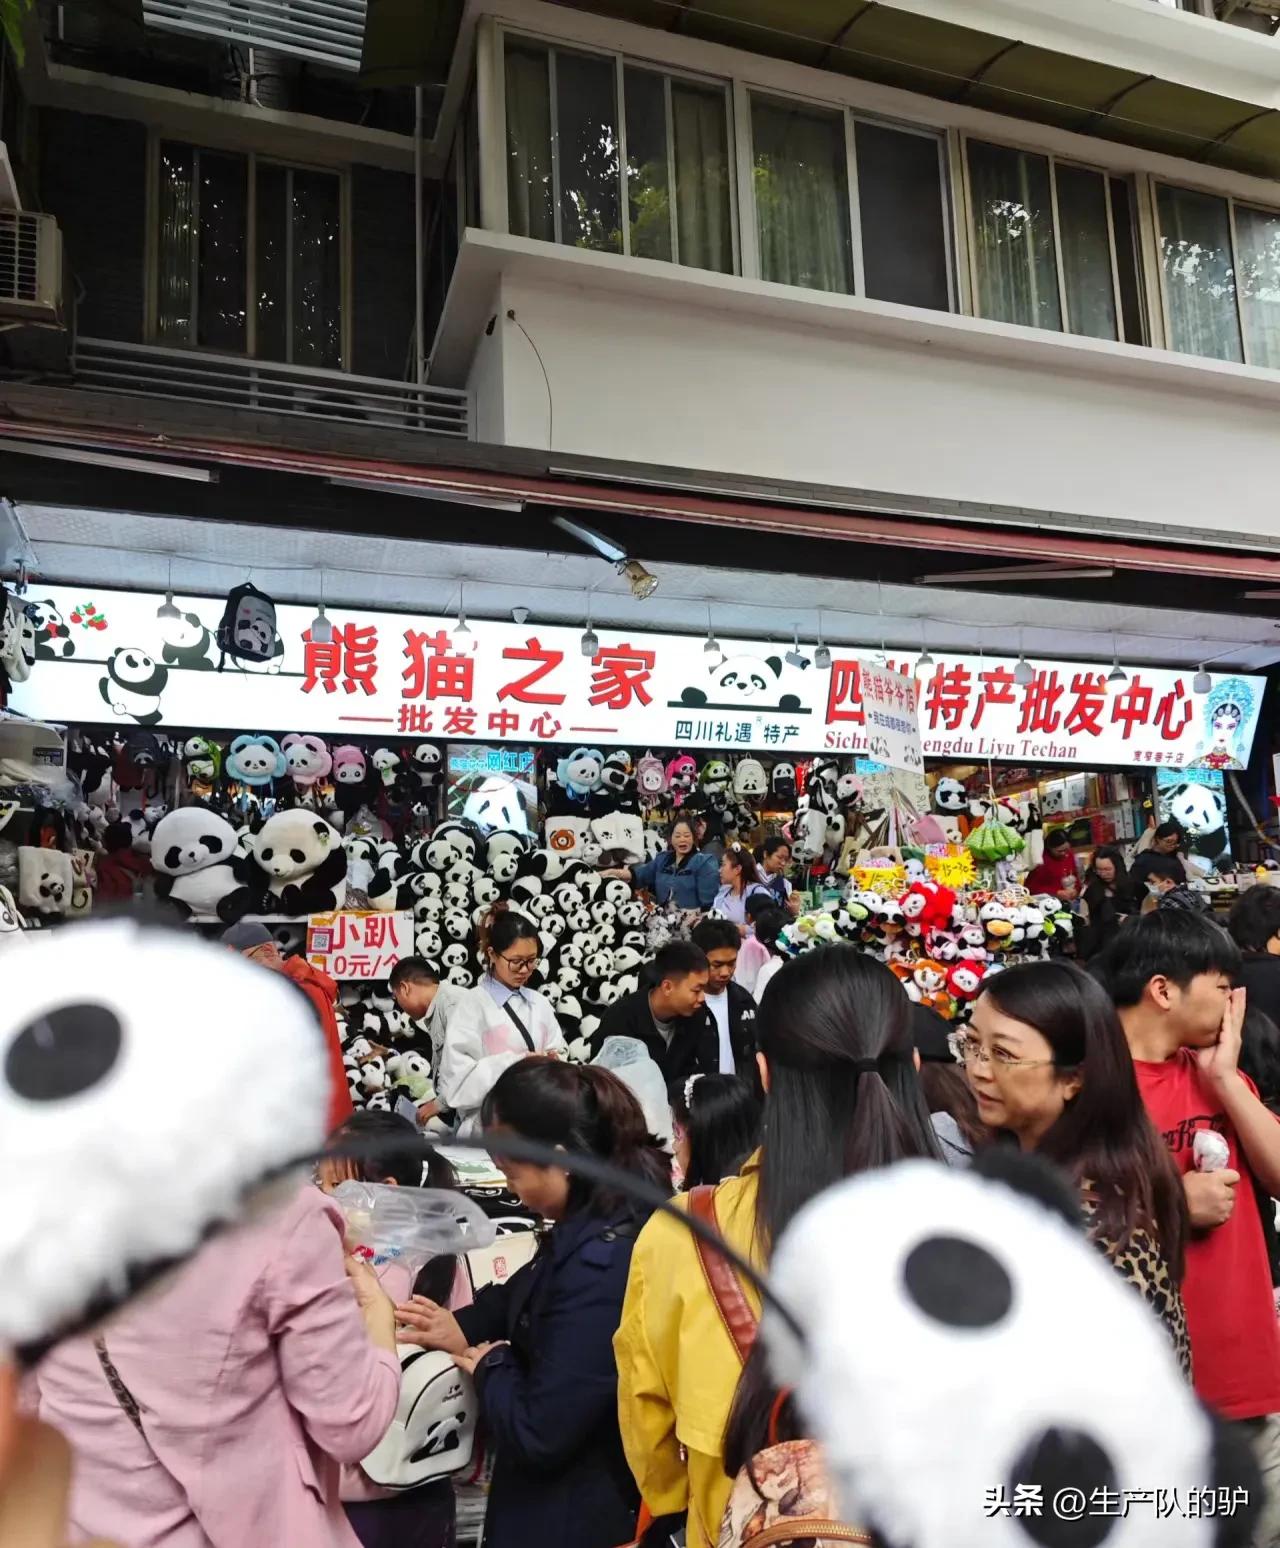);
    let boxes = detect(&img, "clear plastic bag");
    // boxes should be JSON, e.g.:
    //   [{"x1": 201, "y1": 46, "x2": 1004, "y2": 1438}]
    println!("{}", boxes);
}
[{"x1": 333, "y1": 1182, "x2": 496, "y2": 1279}]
